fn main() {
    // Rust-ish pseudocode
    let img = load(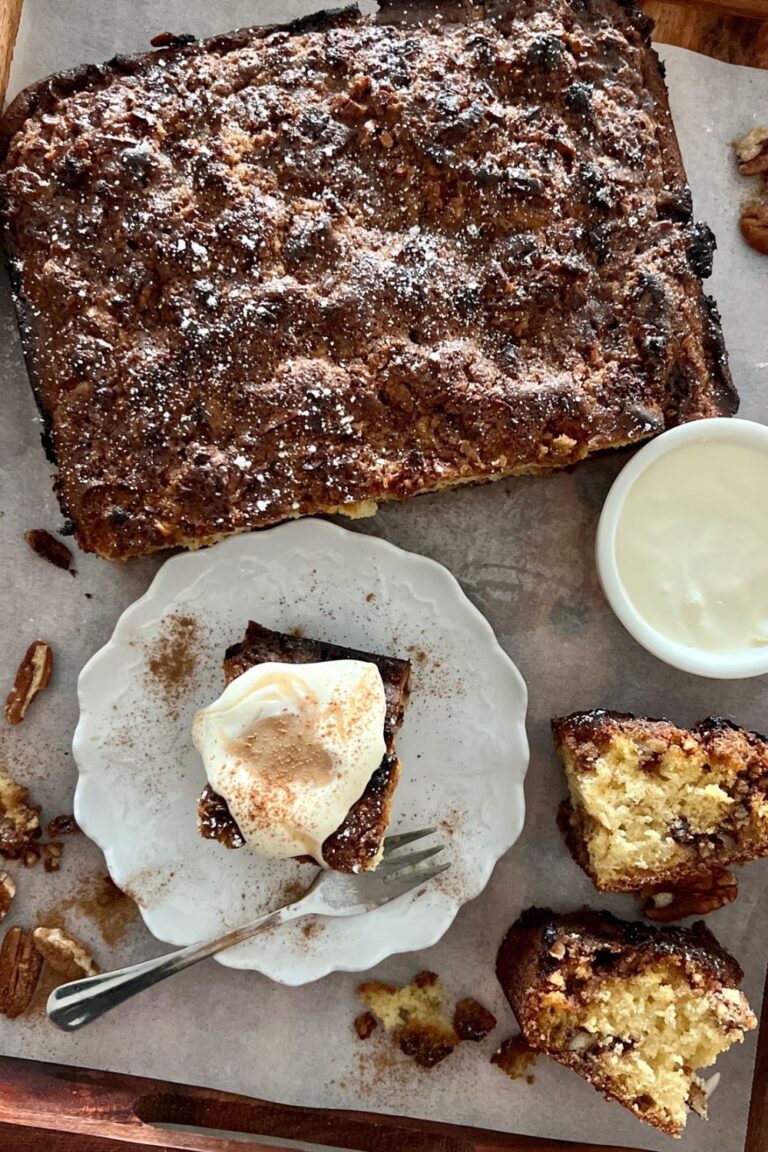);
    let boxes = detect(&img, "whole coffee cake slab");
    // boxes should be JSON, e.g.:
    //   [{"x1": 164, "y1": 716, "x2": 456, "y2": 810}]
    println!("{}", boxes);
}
[{"x1": 0, "y1": 1, "x2": 736, "y2": 560}]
